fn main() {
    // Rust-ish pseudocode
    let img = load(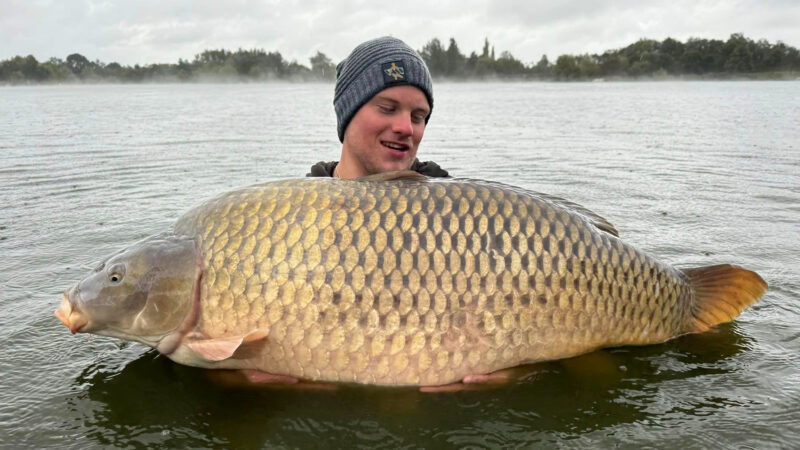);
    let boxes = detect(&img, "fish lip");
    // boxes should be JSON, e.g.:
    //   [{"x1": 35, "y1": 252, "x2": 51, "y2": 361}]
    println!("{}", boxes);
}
[{"x1": 55, "y1": 291, "x2": 88, "y2": 334}]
